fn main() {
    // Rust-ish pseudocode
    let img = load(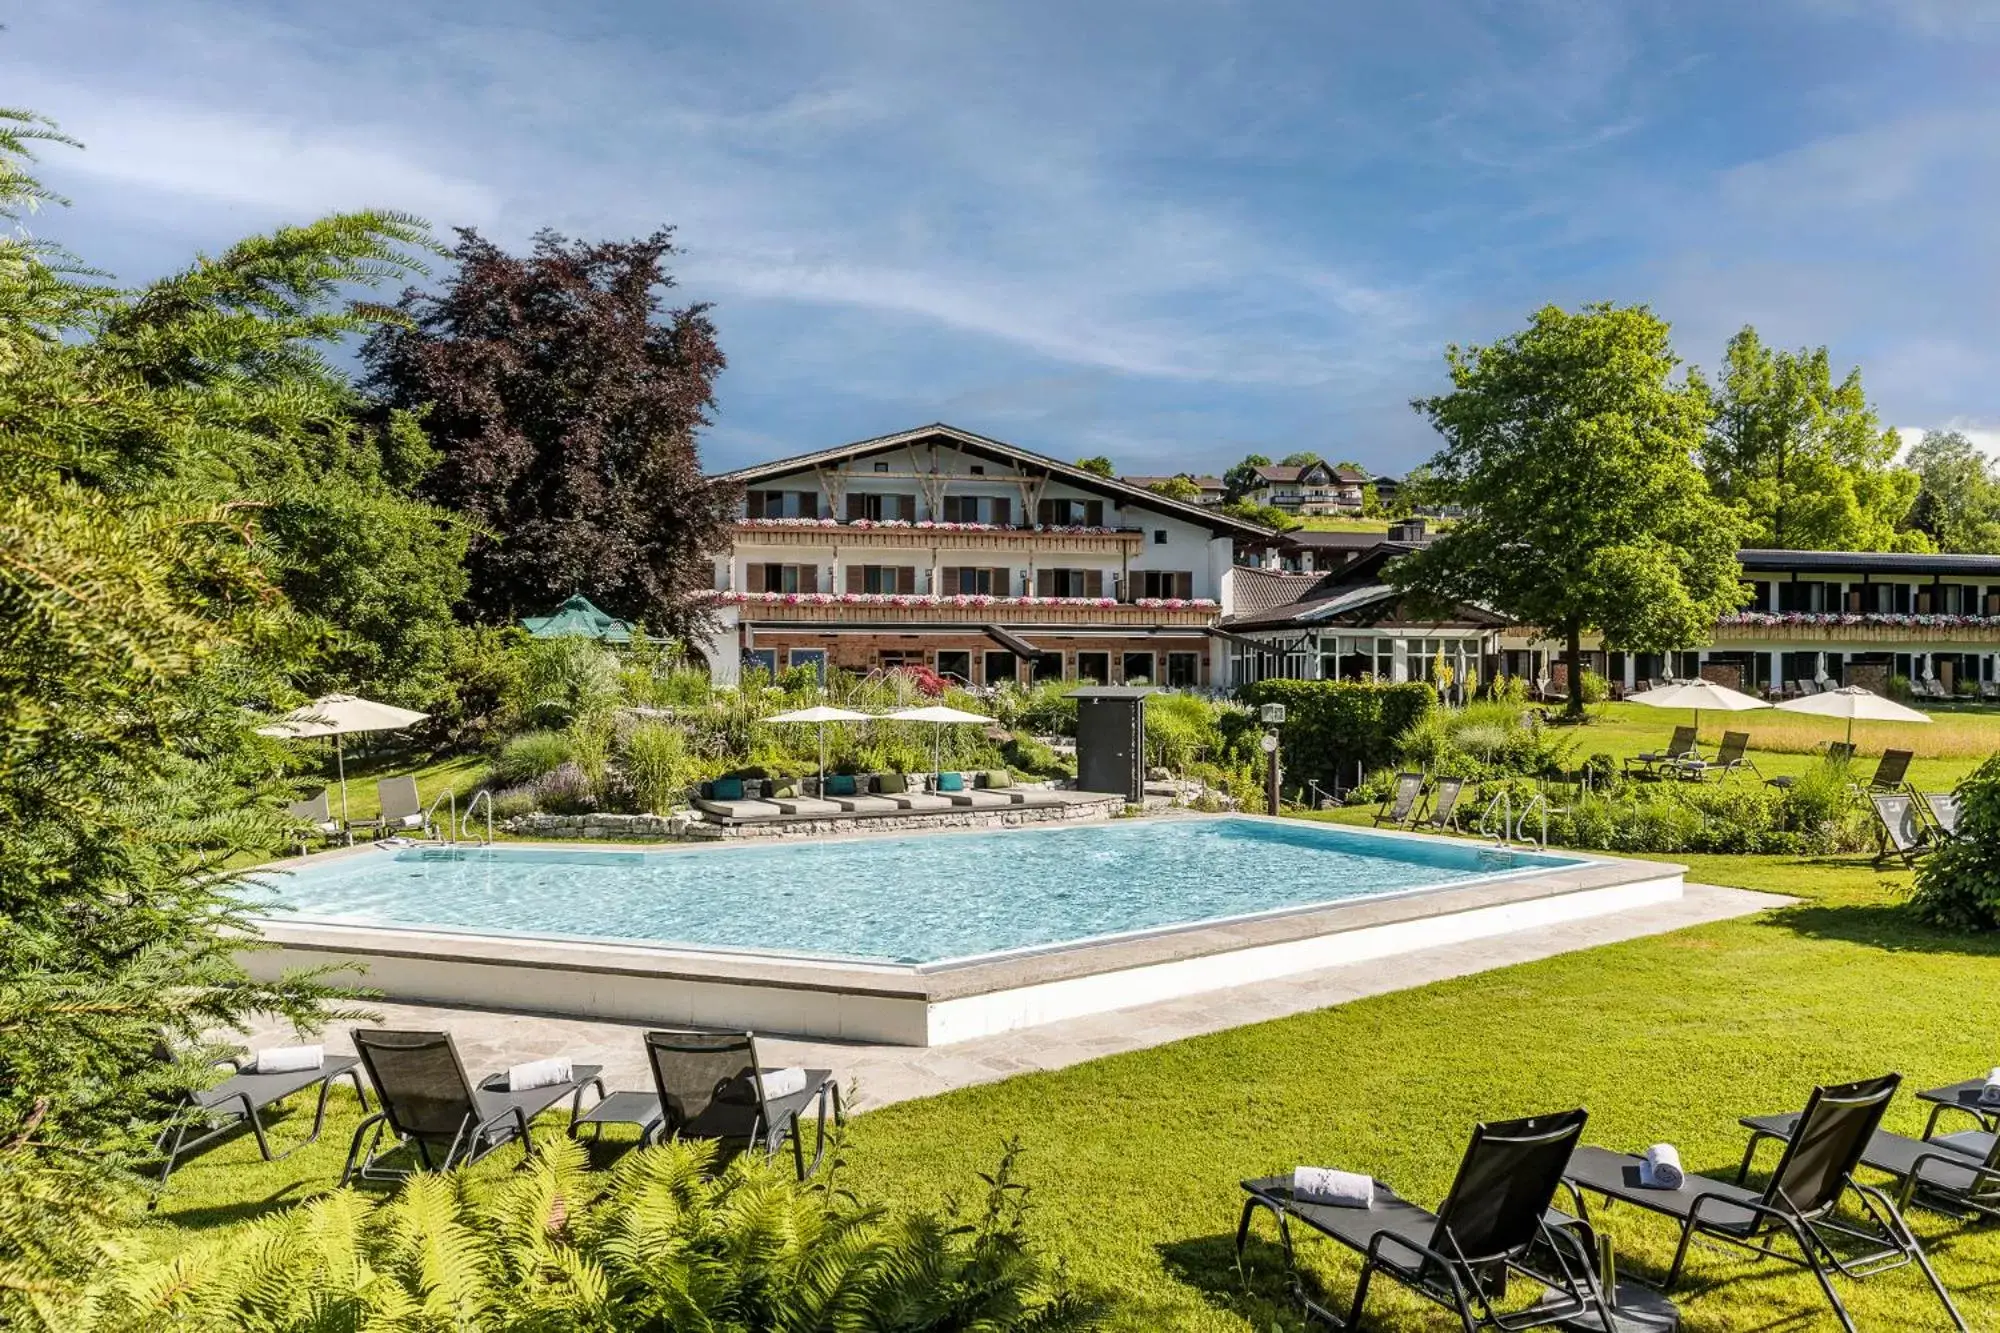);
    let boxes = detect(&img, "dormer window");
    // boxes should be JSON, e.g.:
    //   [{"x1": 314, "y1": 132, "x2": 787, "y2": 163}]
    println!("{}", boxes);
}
[{"x1": 873, "y1": 461, "x2": 890, "y2": 473}]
